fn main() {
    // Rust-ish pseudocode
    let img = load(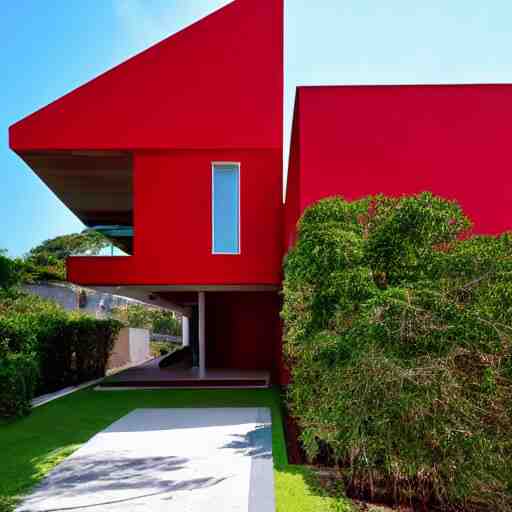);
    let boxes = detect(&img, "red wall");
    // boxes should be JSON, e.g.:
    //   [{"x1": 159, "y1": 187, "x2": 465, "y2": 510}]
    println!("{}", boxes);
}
[
  {"x1": 283, "y1": 97, "x2": 301, "y2": 252},
  {"x1": 10, "y1": 0, "x2": 283, "y2": 152},
  {"x1": 205, "y1": 292, "x2": 282, "y2": 381},
  {"x1": 134, "y1": 149, "x2": 283, "y2": 285},
  {"x1": 285, "y1": 85, "x2": 512, "y2": 245},
  {"x1": 68, "y1": 148, "x2": 283, "y2": 286}
]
